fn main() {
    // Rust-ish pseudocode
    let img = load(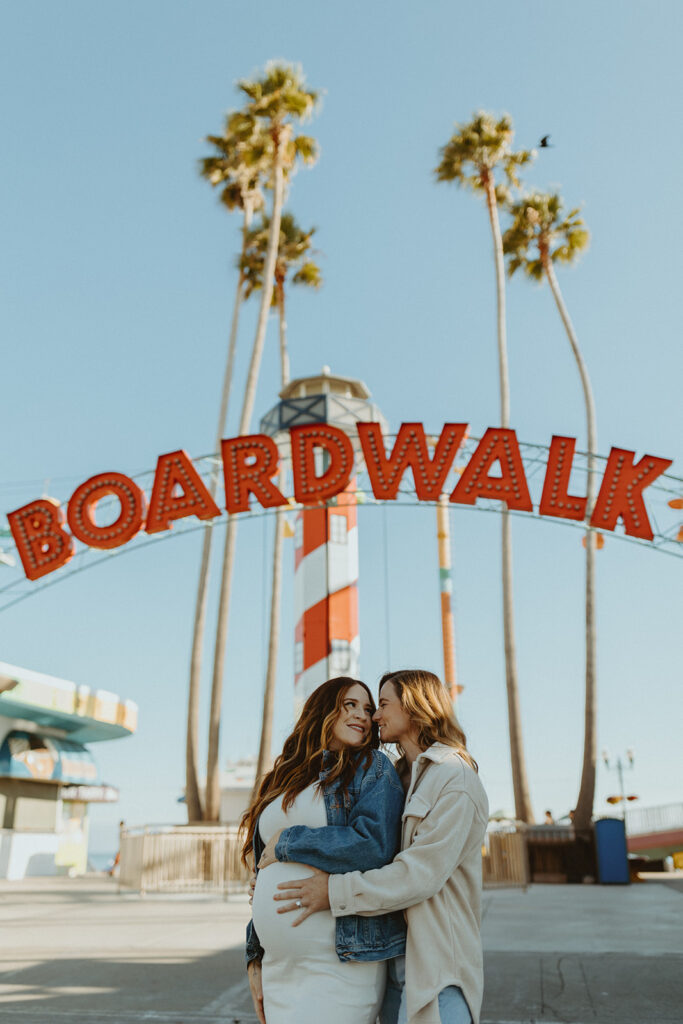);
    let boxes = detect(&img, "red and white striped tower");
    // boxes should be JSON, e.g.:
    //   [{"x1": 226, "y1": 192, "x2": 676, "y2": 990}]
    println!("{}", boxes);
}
[
  {"x1": 260, "y1": 367, "x2": 386, "y2": 715},
  {"x1": 292, "y1": 481, "x2": 359, "y2": 710}
]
